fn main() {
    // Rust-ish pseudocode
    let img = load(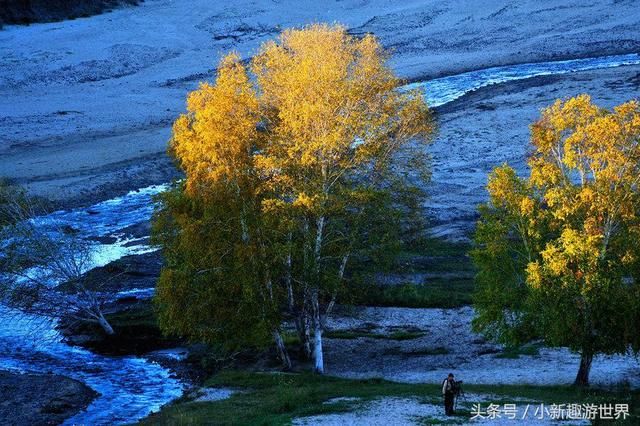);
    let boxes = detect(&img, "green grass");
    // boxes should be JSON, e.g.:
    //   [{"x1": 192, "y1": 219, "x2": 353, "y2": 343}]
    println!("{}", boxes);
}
[
  {"x1": 407, "y1": 346, "x2": 450, "y2": 356},
  {"x1": 105, "y1": 303, "x2": 158, "y2": 328},
  {"x1": 408, "y1": 237, "x2": 472, "y2": 259},
  {"x1": 348, "y1": 236, "x2": 476, "y2": 309},
  {"x1": 138, "y1": 371, "x2": 639, "y2": 425},
  {"x1": 282, "y1": 332, "x2": 301, "y2": 347},
  {"x1": 139, "y1": 371, "x2": 437, "y2": 425},
  {"x1": 354, "y1": 278, "x2": 474, "y2": 308},
  {"x1": 377, "y1": 237, "x2": 474, "y2": 276},
  {"x1": 386, "y1": 330, "x2": 427, "y2": 340},
  {"x1": 68, "y1": 302, "x2": 160, "y2": 337},
  {"x1": 416, "y1": 412, "x2": 469, "y2": 425},
  {"x1": 495, "y1": 343, "x2": 541, "y2": 359}
]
